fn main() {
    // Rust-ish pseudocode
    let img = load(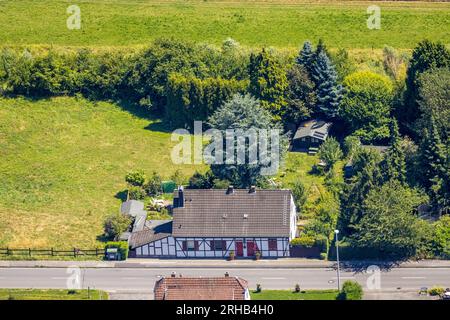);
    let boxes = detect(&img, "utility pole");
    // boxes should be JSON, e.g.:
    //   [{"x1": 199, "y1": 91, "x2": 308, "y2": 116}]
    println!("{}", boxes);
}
[{"x1": 335, "y1": 229, "x2": 341, "y2": 291}]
